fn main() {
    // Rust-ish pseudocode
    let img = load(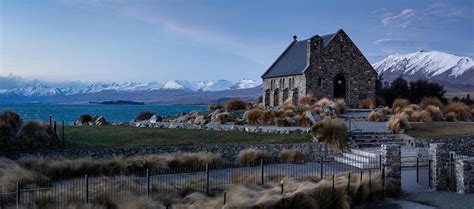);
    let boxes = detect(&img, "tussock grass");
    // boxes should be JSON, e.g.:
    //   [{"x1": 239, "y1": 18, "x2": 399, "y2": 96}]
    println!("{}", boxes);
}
[
  {"x1": 279, "y1": 149, "x2": 304, "y2": 163},
  {"x1": 392, "y1": 98, "x2": 410, "y2": 113},
  {"x1": 208, "y1": 104, "x2": 223, "y2": 111},
  {"x1": 238, "y1": 148, "x2": 272, "y2": 166},
  {"x1": 243, "y1": 108, "x2": 262, "y2": 125},
  {"x1": 446, "y1": 112, "x2": 457, "y2": 122},
  {"x1": 359, "y1": 98, "x2": 375, "y2": 109},
  {"x1": 387, "y1": 113, "x2": 409, "y2": 133},
  {"x1": 411, "y1": 110, "x2": 432, "y2": 123},
  {"x1": 443, "y1": 102, "x2": 472, "y2": 121},
  {"x1": 78, "y1": 114, "x2": 93, "y2": 124},
  {"x1": 282, "y1": 98, "x2": 296, "y2": 111},
  {"x1": 0, "y1": 110, "x2": 22, "y2": 132},
  {"x1": 15, "y1": 121, "x2": 61, "y2": 149},
  {"x1": 311, "y1": 119, "x2": 347, "y2": 151},
  {"x1": 135, "y1": 111, "x2": 155, "y2": 121},
  {"x1": 425, "y1": 105, "x2": 443, "y2": 118},
  {"x1": 215, "y1": 112, "x2": 235, "y2": 123},
  {"x1": 420, "y1": 97, "x2": 443, "y2": 108},
  {"x1": 298, "y1": 94, "x2": 317, "y2": 106},
  {"x1": 224, "y1": 100, "x2": 247, "y2": 111},
  {"x1": 368, "y1": 111, "x2": 381, "y2": 122}
]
